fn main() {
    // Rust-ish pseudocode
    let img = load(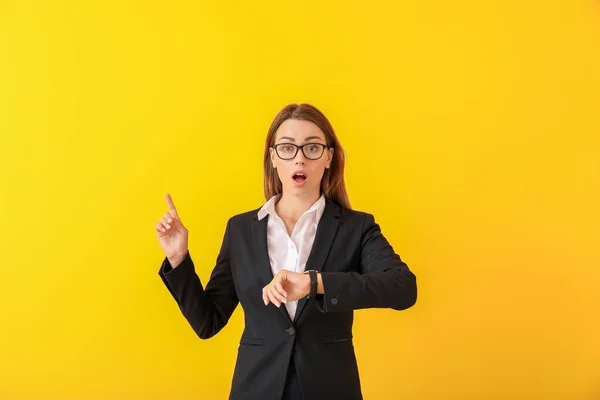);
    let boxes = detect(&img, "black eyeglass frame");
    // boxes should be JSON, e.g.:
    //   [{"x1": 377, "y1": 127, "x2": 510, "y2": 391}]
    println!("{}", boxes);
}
[{"x1": 271, "y1": 143, "x2": 331, "y2": 160}]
